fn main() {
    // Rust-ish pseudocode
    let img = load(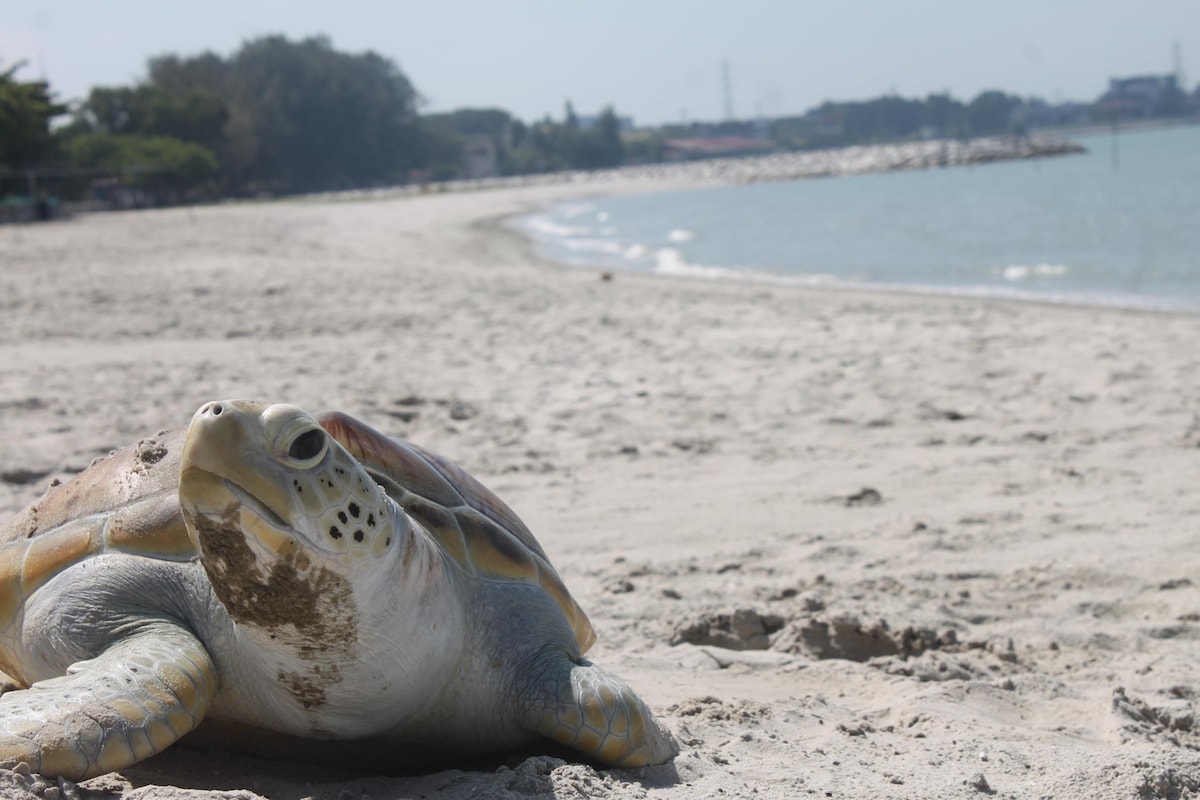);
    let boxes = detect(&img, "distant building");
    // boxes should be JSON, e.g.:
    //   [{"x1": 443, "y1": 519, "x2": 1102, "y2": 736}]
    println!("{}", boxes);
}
[
  {"x1": 577, "y1": 114, "x2": 635, "y2": 133},
  {"x1": 1018, "y1": 99, "x2": 1091, "y2": 130},
  {"x1": 461, "y1": 136, "x2": 498, "y2": 179},
  {"x1": 1098, "y1": 74, "x2": 1182, "y2": 117},
  {"x1": 803, "y1": 108, "x2": 845, "y2": 138},
  {"x1": 662, "y1": 136, "x2": 778, "y2": 162}
]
